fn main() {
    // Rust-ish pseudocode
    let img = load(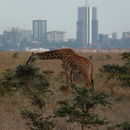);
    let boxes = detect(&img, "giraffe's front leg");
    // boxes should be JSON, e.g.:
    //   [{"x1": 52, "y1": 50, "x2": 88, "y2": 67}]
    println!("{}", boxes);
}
[
  {"x1": 70, "y1": 71, "x2": 73, "y2": 82},
  {"x1": 62, "y1": 63, "x2": 70, "y2": 83},
  {"x1": 64, "y1": 70, "x2": 69, "y2": 83}
]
